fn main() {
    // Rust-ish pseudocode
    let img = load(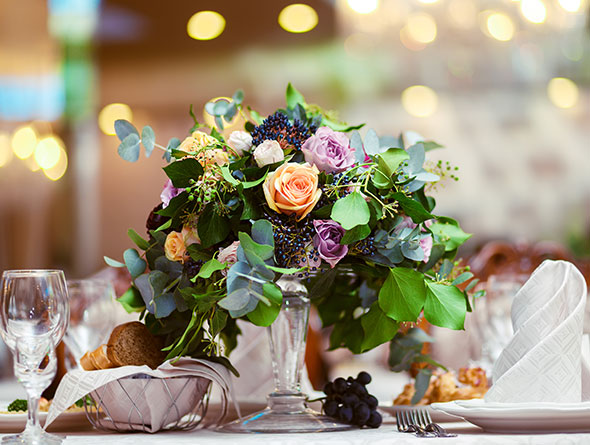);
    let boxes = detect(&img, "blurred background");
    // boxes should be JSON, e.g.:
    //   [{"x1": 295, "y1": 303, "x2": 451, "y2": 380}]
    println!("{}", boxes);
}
[{"x1": 1, "y1": 0, "x2": 589, "y2": 392}]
